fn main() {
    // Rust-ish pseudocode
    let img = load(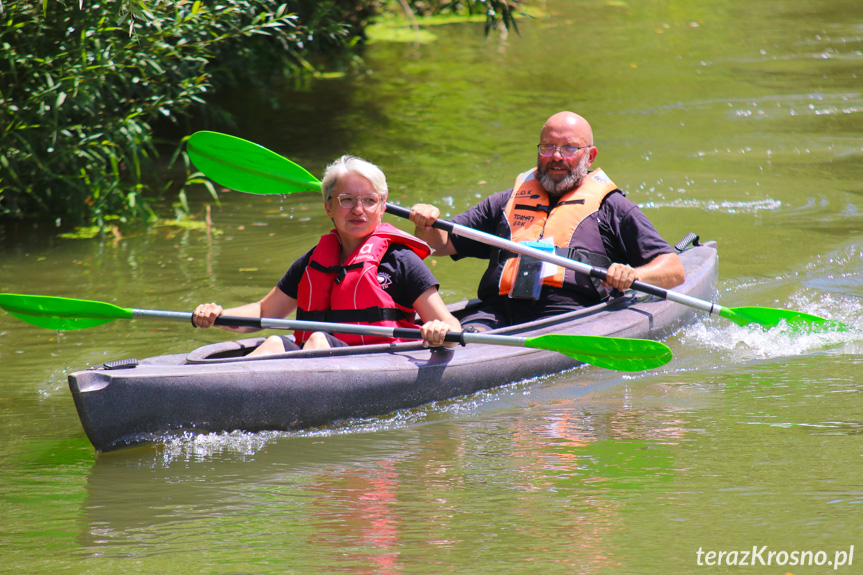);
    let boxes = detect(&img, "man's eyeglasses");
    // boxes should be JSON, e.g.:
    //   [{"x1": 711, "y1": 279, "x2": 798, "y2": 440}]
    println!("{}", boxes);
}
[
  {"x1": 537, "y1": 144, "x2": 591, "y2": 158},
  {"x1": 333, "y1": 194, "x2": 382, "y2": 209}
]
